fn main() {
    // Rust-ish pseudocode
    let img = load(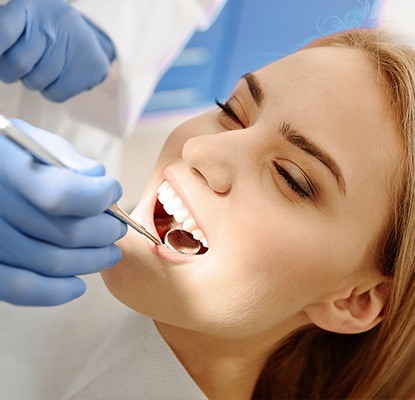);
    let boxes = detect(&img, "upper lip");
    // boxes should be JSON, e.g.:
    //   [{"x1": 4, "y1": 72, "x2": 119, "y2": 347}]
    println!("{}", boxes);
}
[{"x1": 162, "y1": 168, "x2": 208, "y2": 243}]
